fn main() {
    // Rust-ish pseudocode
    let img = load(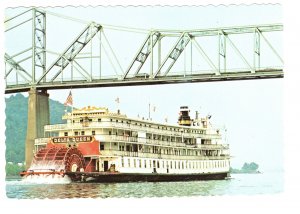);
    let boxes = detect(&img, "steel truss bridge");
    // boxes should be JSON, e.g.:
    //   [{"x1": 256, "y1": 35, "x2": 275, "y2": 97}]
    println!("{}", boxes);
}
[{"x1": 4, "y1": 8, "x2": 283, "y2": 94}]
